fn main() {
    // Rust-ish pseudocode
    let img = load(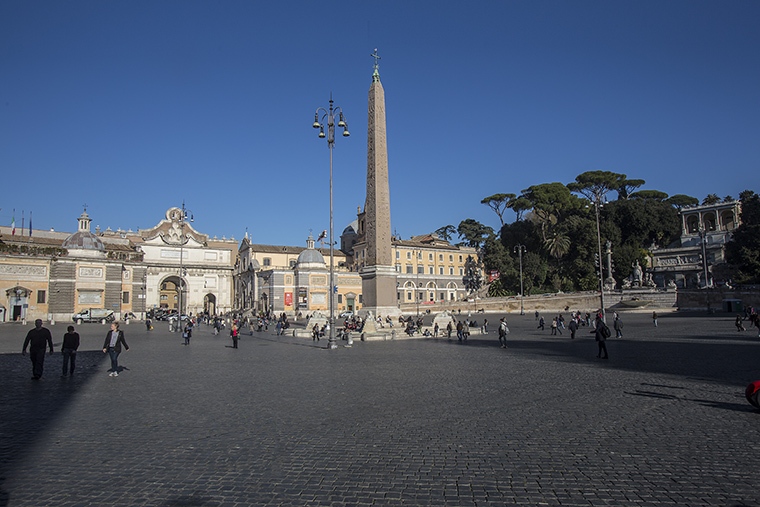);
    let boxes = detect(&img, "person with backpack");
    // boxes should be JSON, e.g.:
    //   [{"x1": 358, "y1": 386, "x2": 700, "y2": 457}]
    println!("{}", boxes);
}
[
  {"x1": 613, "y1": 315, "x2": 624, "y2": 338},
  {"x1": 593, "y1": 315, "x2": 609, "y2": 359},
  {"x1": 498, "y1": 318, "x2": 509, "y2": 349}
]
